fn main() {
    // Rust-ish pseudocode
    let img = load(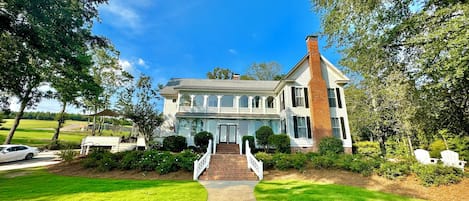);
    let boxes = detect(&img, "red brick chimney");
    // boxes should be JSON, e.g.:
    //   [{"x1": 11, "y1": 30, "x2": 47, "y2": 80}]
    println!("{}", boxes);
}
[{"x1": 306, "y1": 35, "x2": 333, "y2": 151}]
